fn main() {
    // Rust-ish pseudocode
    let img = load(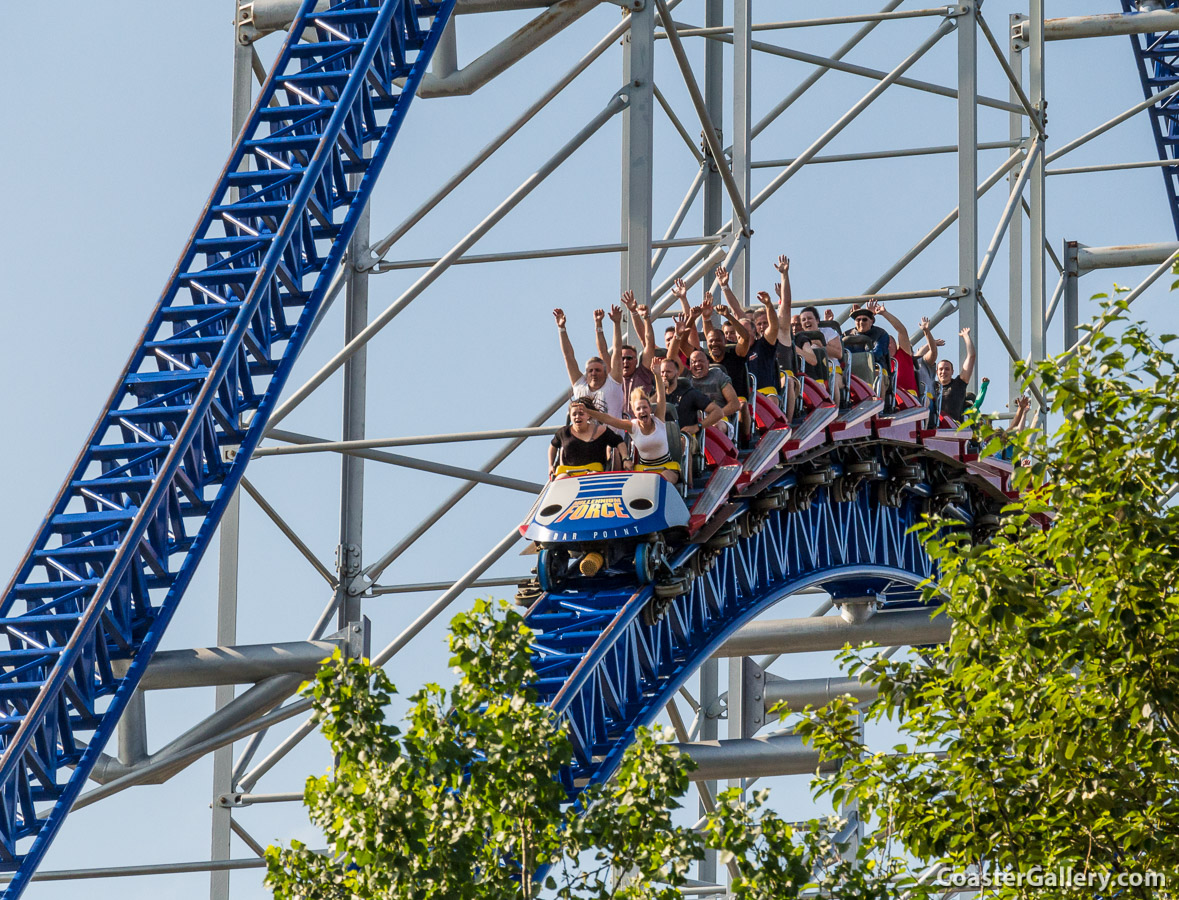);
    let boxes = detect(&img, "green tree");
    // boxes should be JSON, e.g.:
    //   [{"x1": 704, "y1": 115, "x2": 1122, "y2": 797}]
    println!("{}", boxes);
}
[
  {"x1": 797, "y1": 300, "x2": 1179, "y2": 898},
  {"x1": 265, "y1": 599, "x2": 892, "y2": 899}
]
